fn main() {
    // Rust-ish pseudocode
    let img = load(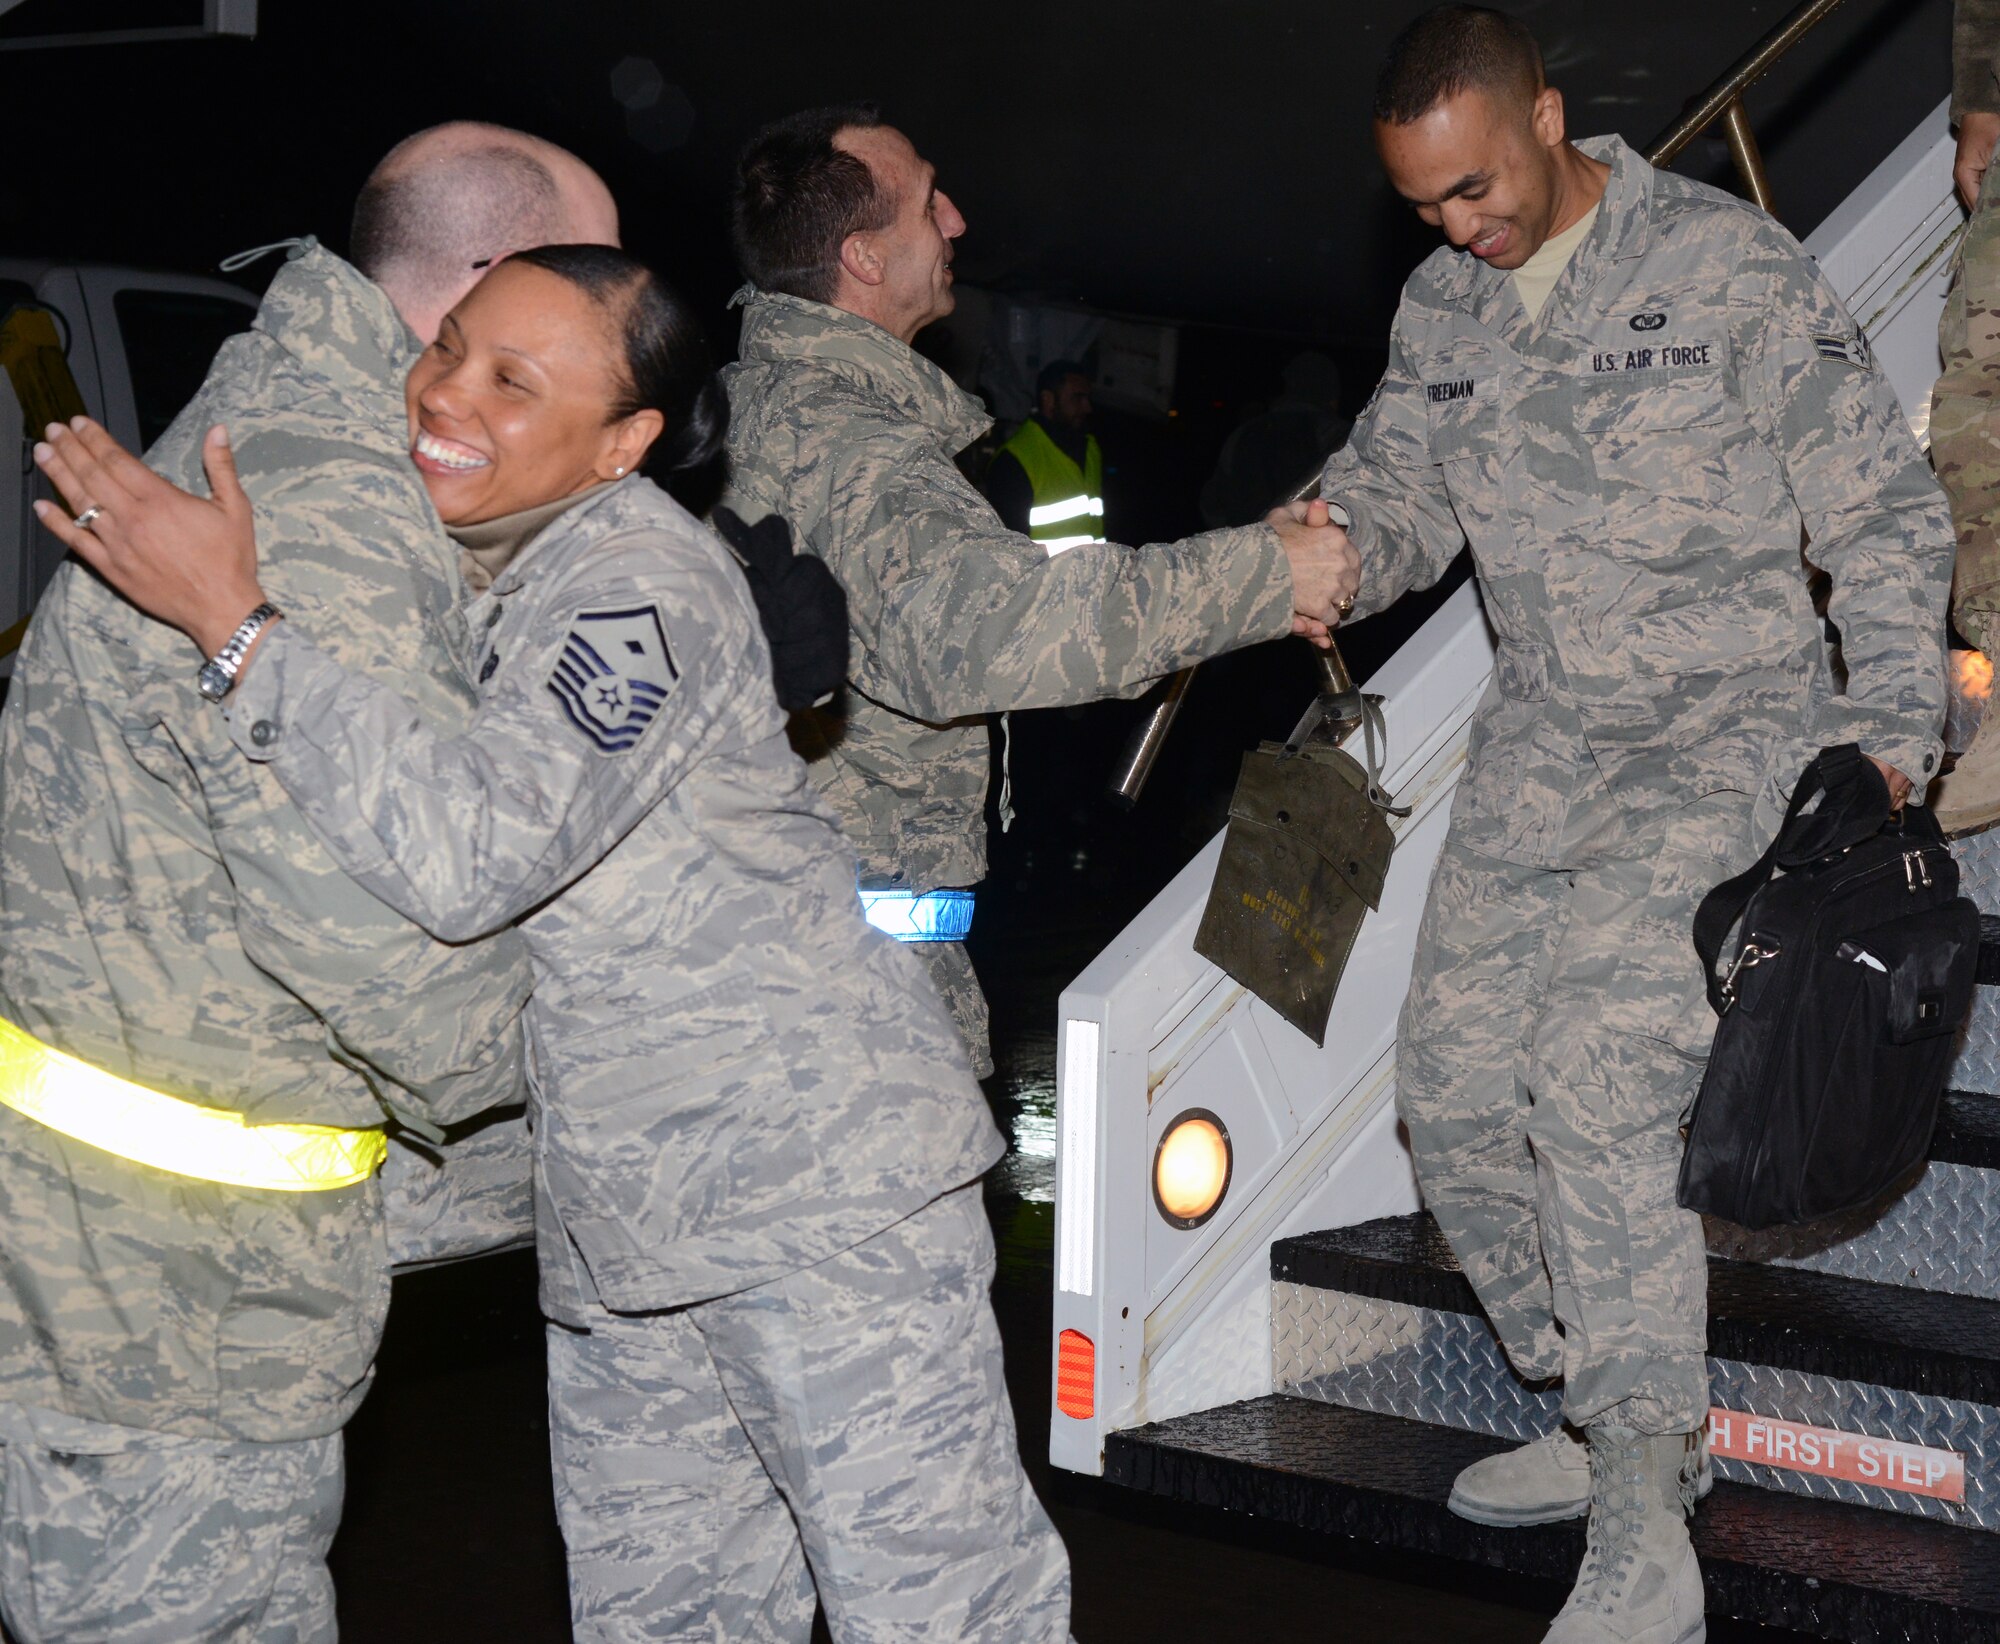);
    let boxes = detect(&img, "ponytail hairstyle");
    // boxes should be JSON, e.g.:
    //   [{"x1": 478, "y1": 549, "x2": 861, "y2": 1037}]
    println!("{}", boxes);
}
[{"x1": 506, "y1": 243, "x2": 728, "y2": 480}]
